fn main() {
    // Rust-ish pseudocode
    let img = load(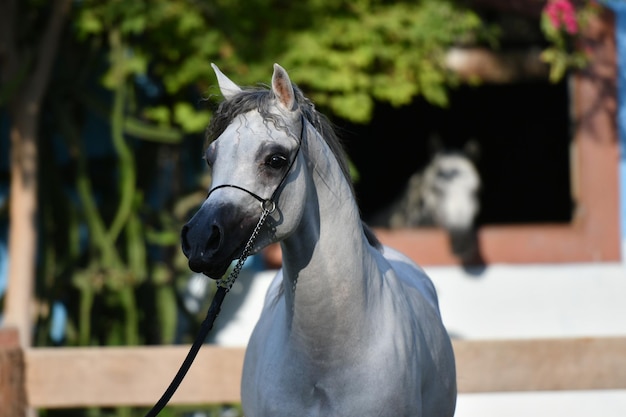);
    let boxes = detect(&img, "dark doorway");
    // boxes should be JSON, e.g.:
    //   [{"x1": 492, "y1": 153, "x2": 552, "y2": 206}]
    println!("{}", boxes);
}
[{"x1": 339, "y1": 79, "x2": 573, "y2": 226}]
